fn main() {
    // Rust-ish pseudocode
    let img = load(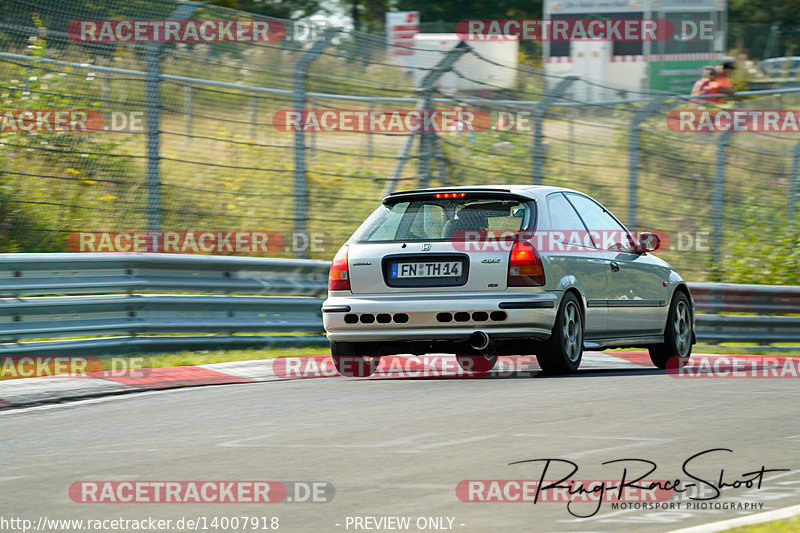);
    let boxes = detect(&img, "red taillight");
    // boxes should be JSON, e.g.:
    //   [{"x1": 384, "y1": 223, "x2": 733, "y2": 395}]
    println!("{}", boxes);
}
[
  {"x1": 328, "y1": 246, "x2": 350, "y2": 291},
  {"x1": 508, "y1": 241, "x2": 545, "y2": 287}
]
